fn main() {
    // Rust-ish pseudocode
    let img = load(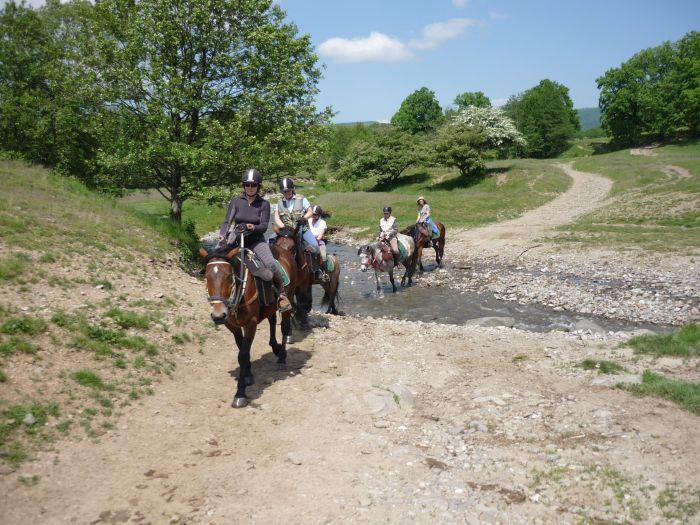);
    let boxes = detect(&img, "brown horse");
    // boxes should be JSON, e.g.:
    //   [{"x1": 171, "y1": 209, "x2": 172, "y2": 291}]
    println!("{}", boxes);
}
[
  {"x1": 405, "y1": 222, "x2": 446, "y2": 274},
  {"x1": 274, "y1": 226, "x2": 341, "y2": 330},
  {"x1": 199, "y1": 237, "x2": 296, "y2": 408}
]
